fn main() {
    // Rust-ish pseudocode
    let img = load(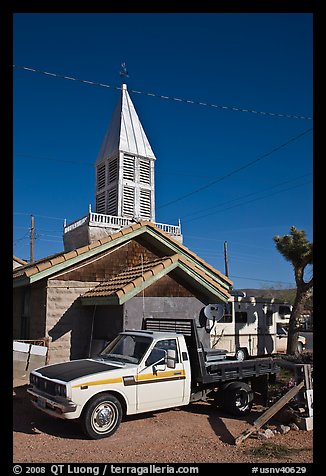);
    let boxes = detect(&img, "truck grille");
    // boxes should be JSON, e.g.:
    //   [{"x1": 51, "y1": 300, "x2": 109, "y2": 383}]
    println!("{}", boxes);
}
[{"x1": 33, "y1": 376, "x2": 56, "y2": 396}]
